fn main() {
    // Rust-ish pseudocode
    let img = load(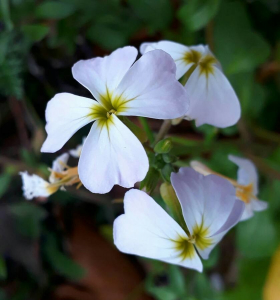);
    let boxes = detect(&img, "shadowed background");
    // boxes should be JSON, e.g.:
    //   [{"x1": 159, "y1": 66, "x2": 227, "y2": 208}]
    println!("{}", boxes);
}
[{"x1": 0, "y1": 0, "x2": 280, "y2": 299}]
